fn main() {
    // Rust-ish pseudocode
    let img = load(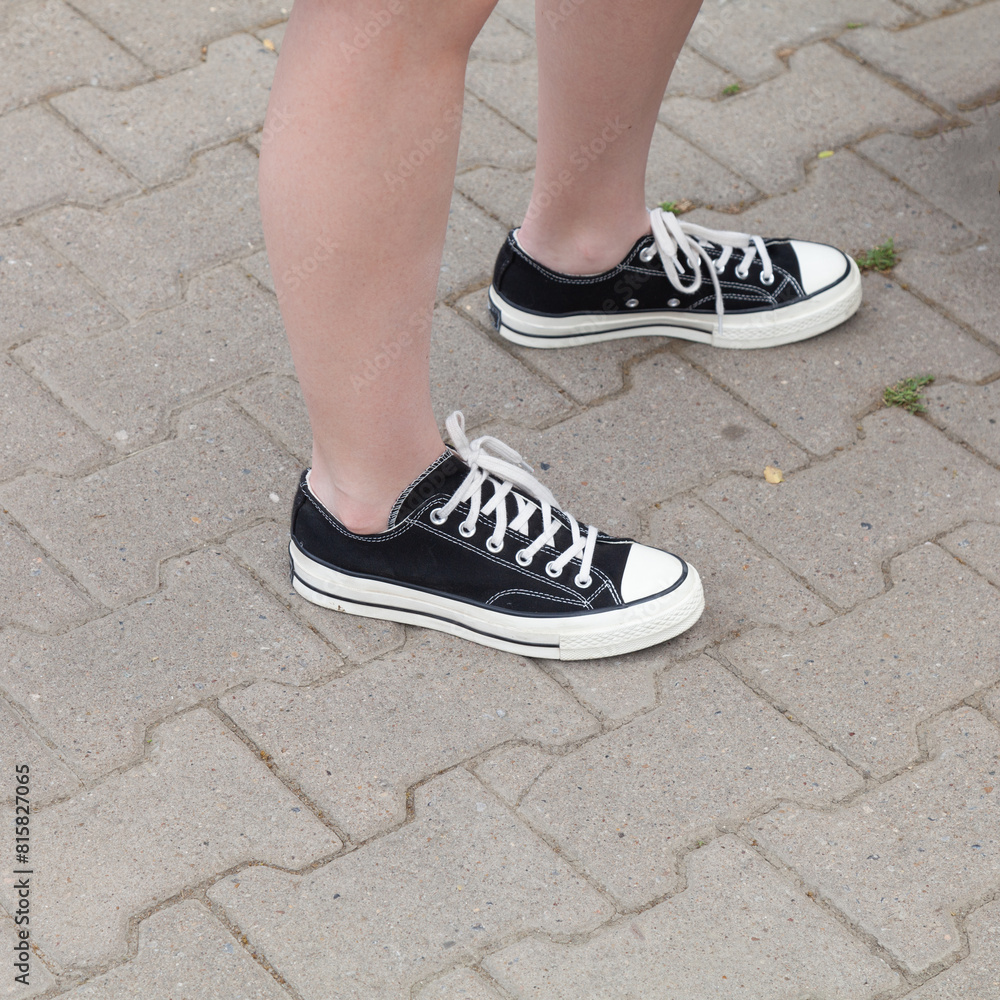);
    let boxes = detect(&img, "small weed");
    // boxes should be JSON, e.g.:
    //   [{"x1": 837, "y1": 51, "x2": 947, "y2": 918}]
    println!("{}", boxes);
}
[
  {"x1": 855, "y1": 237, "x2": 897, "y2": 272},
  {"x1": 722, "y1": 83, "x2": 741, "y2": 96},
  {"x1": 883, "y1": 374, "x2": 934, "y2": 414},
  {"x1": 846, "y1": 21, "x2": 865, "y2": 28},
  {"x1": 659, "y1": 198, "x2": 695, "y2": 215}
]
